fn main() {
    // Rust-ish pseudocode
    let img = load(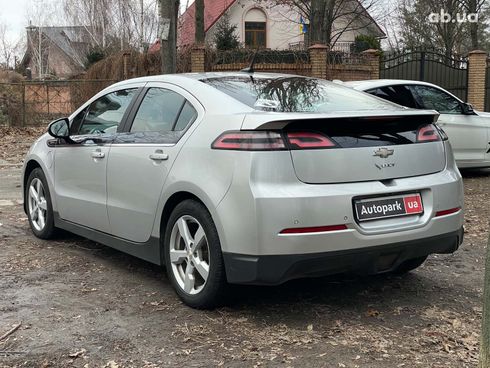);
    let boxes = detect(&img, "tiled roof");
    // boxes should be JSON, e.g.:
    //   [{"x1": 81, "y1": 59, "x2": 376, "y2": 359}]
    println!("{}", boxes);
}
[{"x1": 178, "y1": 0, "x2": 236, "y2": 47}]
